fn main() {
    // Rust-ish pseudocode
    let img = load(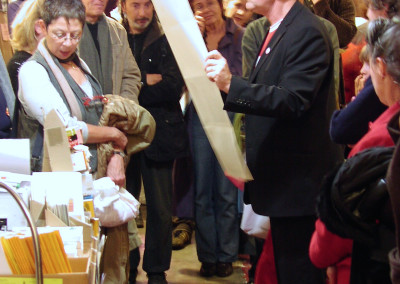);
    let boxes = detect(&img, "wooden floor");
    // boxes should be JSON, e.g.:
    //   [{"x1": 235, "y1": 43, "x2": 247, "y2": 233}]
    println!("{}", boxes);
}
[{"x1": 134, "y1": 208, "x2": 249, "y2": 283}]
